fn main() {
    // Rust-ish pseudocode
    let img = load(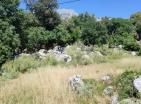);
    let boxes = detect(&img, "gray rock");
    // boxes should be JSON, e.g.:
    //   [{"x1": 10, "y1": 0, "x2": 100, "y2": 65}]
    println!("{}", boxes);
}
[
  {"x1": 37, "y1": 49, "x2": 48, "y2": 59},
  {"x1": 118, "y1": 45, "x2": 123, "y2": 49},
  {"x1": 111, "y1": 95, "x2": 119, "y2": 104},
  {"x1": 95, "y1": 51, "x2": 103, "y2": 56},
  {"x1": 60, "y1": 54, "x2": 72, "y2": 62},
  {"x1": 103, "y1": 86, "x2": 114, "y2": 96},
  {"x1": 19, "y1": 53, "x2": 31, "y2": 57},
  {"x1": 120, "y1": 99, "x2": 141, "y2": 104},
  {"x1": 68, "y1": 75, "x2": 84, "y2": 92},
  {"x1": 133, "y1": 77, "x2": 141, "y2": 93},
  {"x1": 101, "y1": 75, "x2": 112, "y2": 84},
  {"x1": 131, "y1": 51, "x2": 136, "y2": 56},
  {"x1": 101, "y1": 75, "x2": 111, "y2": 81},
  {"x1": 48, "y1": 47, "x2": 72, "y2": 62},
  {"x1": 53, "y1": 46, "x2": 64, "y2": 53}
]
